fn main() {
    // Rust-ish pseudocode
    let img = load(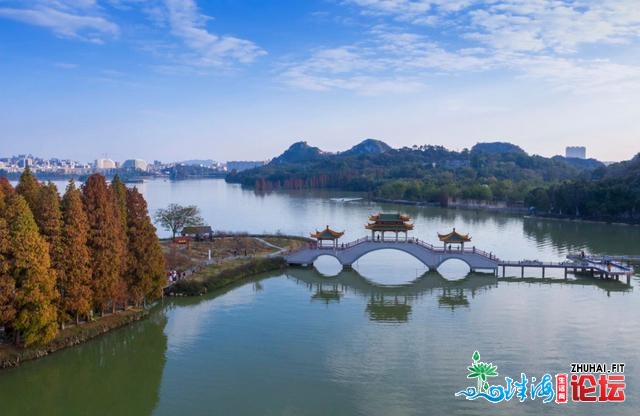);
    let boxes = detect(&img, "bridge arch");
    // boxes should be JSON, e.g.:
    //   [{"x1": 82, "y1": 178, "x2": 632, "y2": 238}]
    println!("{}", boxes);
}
[
  {"x1": 345, "y1": 246, "x2": 432, "y2": 270},
  {"x1": 435, "y1": 255, "x2": 474, "y2": 270},
  {"x1": 313, "y1": 254, "x2": 343, "y2": 277}
]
